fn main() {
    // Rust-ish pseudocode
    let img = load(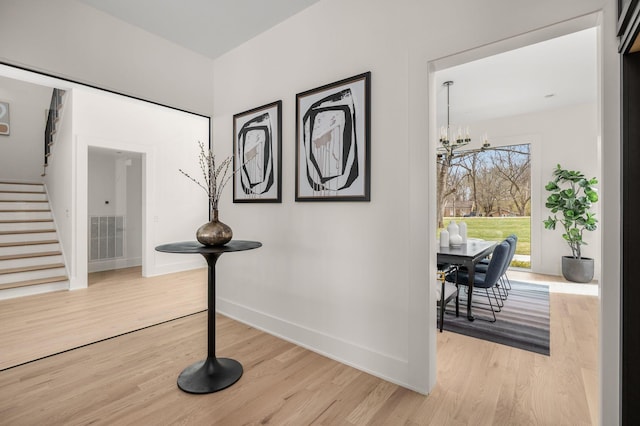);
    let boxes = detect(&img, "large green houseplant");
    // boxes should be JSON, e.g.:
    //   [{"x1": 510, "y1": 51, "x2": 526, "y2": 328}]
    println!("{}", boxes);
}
[{"x1": 543, "y1": 164, "x2": 598, "y2": 282}]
